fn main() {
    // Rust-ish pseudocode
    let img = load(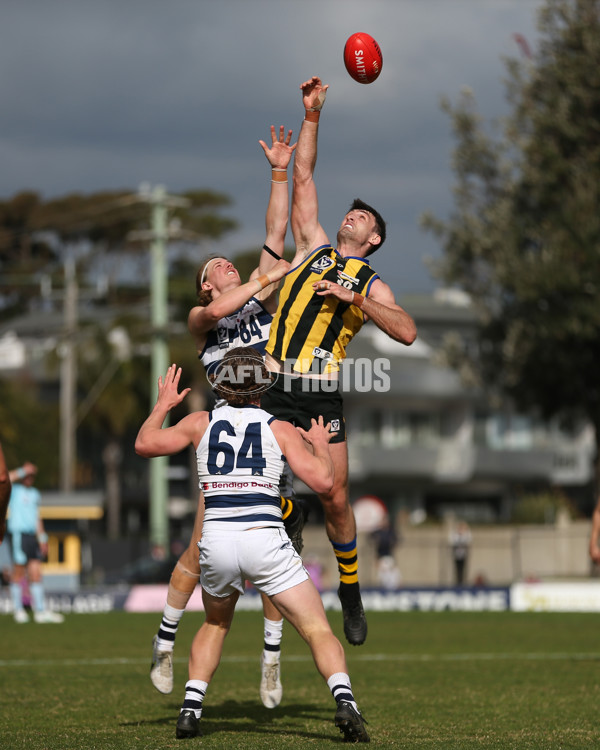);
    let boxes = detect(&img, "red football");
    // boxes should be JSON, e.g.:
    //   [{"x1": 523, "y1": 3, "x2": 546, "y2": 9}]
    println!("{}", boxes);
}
[{"x1": 343, "y1": 32, "x2": 383, "y2": 84}]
